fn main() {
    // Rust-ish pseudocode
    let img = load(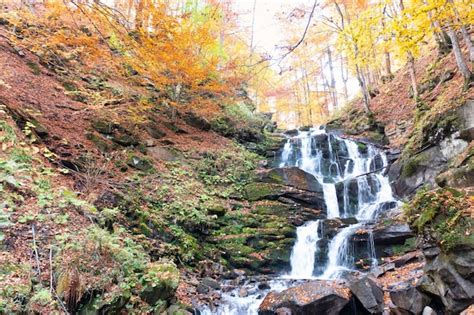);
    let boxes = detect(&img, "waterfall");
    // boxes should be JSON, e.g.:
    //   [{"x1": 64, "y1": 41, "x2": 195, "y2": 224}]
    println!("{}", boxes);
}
[
  {"x1": 321, "y1": 223, "x2": 361, "y2": 279},
  {"x1": 279, "y1": 128, "x2": 397, "y2": 279},
  {"x1": 203, "y1": 128, "x2": 398, "y2": 314},
  {"x1": 289, "y1": 220, "x2": 321, "y2": 278}
]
